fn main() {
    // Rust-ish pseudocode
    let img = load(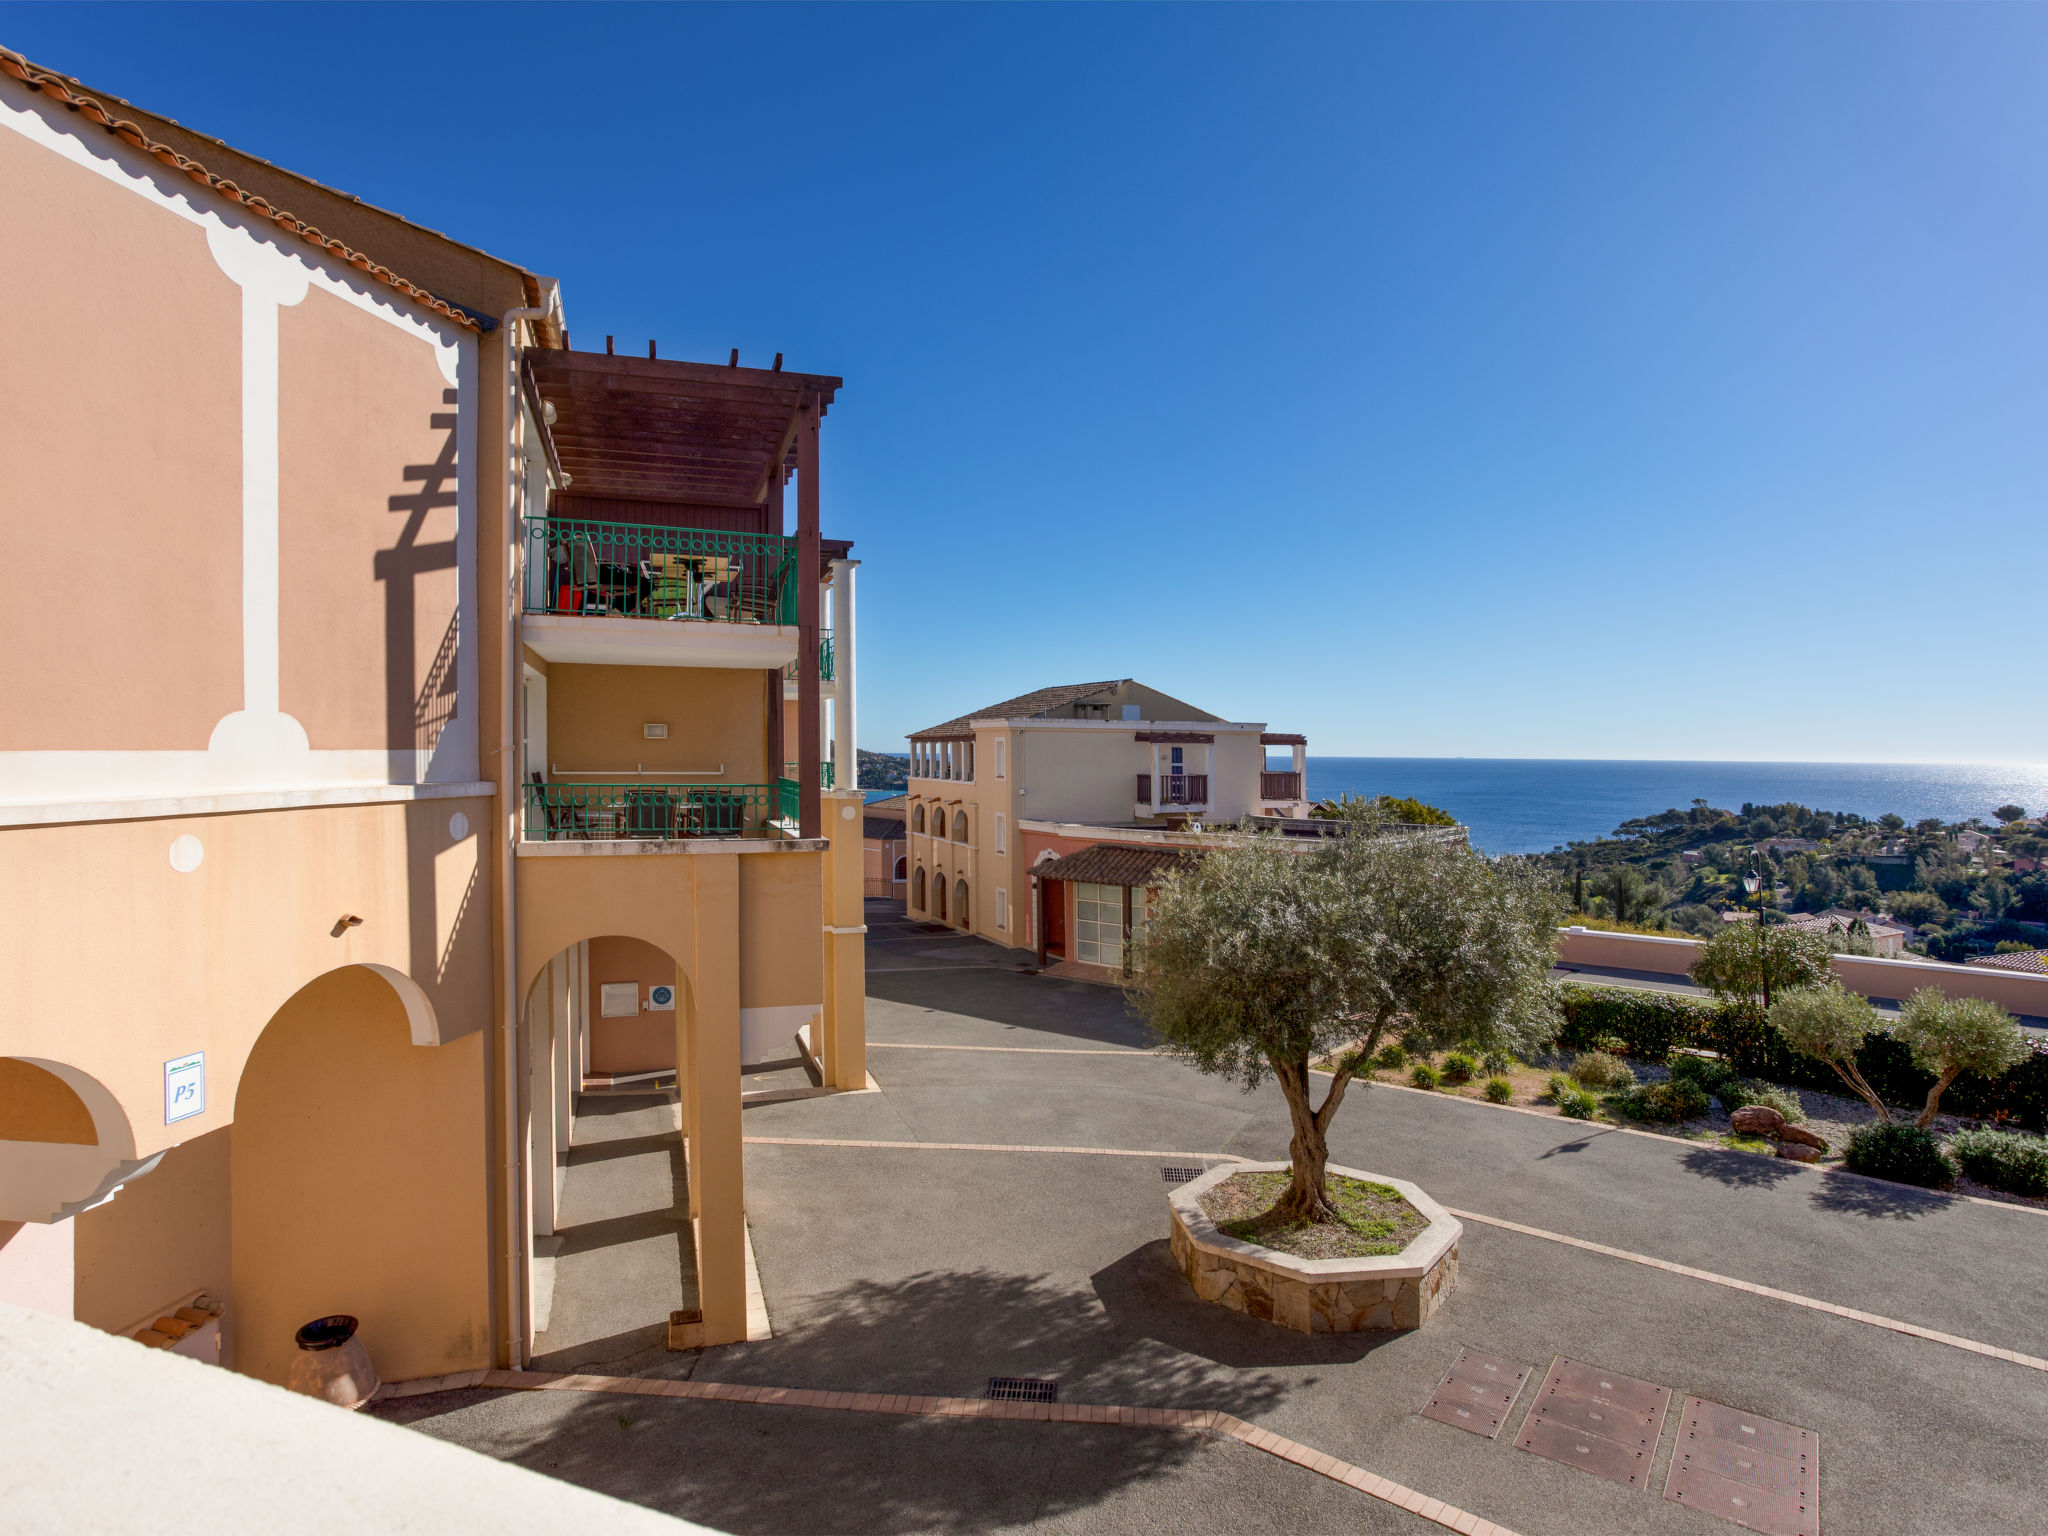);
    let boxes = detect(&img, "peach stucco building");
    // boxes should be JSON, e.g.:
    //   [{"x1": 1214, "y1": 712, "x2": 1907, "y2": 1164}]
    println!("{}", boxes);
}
[
  {"x1": 903, "y1": 679, "x2": 1308, "y2": 969},
  {"x1": 0, "y1": 49, "x2": 864, "y2": 1383}
]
